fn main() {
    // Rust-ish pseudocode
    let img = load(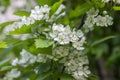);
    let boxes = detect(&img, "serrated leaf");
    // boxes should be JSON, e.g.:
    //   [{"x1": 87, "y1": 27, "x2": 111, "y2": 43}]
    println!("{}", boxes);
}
[
  {"x1": 36, "y1": 0, "x2": 52, "y2": 6},
  {"x1": 35, "y1": 38, "x2": 54, "y2": 48},
  {"x1": 14, "y1": 11, "x2": 30, "y2": 17},
  {"x1": 0, "y1": 41, "x2": 8, "y2": 48},
  {"x1": 50, "y1": 0, "x2": 63, "y2": 16}
]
